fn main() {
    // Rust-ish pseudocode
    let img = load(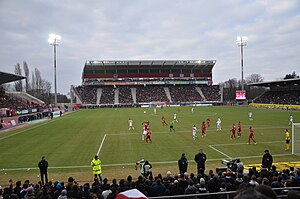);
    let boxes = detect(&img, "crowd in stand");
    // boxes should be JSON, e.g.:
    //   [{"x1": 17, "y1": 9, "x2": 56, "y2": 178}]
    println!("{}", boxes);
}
[
  {"x1": 99, "y1": 87, "x2": 115, "y2": 104},
  {"x1": 255, "y1": 91, "x2": 300, "y2": 105},
  {"x1": 169, "y1": 85, "x2": 203, "y2": 102},
  {"x1": 0, "y1": 87, "x2": 54, "y2": 113},
  {"x1": 0, "y1": 91, "x2": 27, "y2": 110},
  {"x1": 1, "y1": 165, "x2": 300, "y2": 199},
  {"x1": 75, "y1": 86, "x2": 97, "y2": 104},
  {"x1": 200, "y1": 85, "x2": 221, "y2": 102},
  {"x1": 136, "y1": 86, "x2": 169, "y2": 103},
  {"x1": 74, "y1": 85, "x2": 222, "y2": 105},
  {"x1": 118, "y1": 86, "x2": 133, "y2": 104}
]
